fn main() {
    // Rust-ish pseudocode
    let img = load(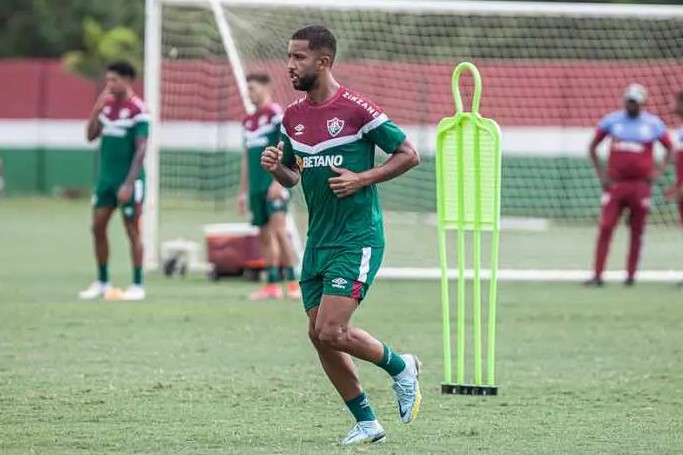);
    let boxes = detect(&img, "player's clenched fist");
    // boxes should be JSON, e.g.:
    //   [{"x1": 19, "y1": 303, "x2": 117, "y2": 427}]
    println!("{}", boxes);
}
[{"x1": 261, "y1": 141, "x2": 284, "y2": 172}]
